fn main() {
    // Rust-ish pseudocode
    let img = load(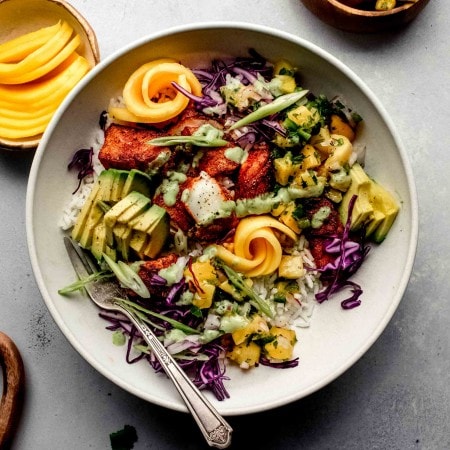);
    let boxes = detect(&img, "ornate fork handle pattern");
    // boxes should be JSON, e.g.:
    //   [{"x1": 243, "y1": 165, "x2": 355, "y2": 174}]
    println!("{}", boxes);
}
[{"x1": 117, "y1": 304, "x2": 233, "y2": 449}]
